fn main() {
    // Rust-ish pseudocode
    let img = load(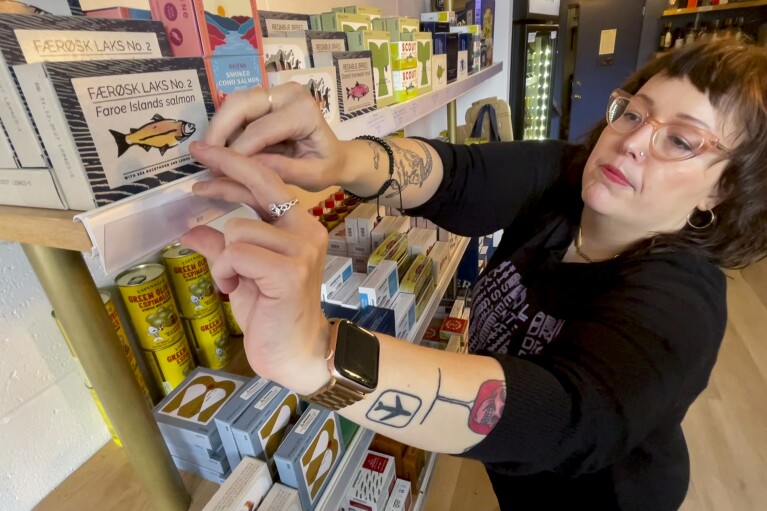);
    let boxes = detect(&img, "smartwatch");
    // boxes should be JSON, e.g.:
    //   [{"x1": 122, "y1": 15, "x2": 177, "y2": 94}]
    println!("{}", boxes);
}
[{"x1": 304, "y1": 319, "x2": 380, "y2": 410}]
